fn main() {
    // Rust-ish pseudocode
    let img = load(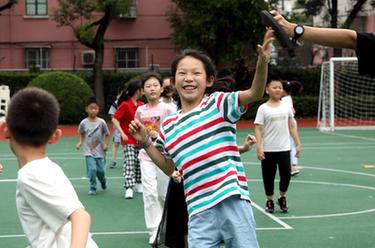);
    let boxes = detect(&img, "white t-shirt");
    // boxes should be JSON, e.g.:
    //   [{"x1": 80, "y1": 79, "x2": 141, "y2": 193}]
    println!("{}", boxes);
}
[
  {"x1": 254, "y1": 102, "x2": 293, "y2": 152},
  {"x1": 16, "y1": 157, "x2": 98, "y2": 248}
]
